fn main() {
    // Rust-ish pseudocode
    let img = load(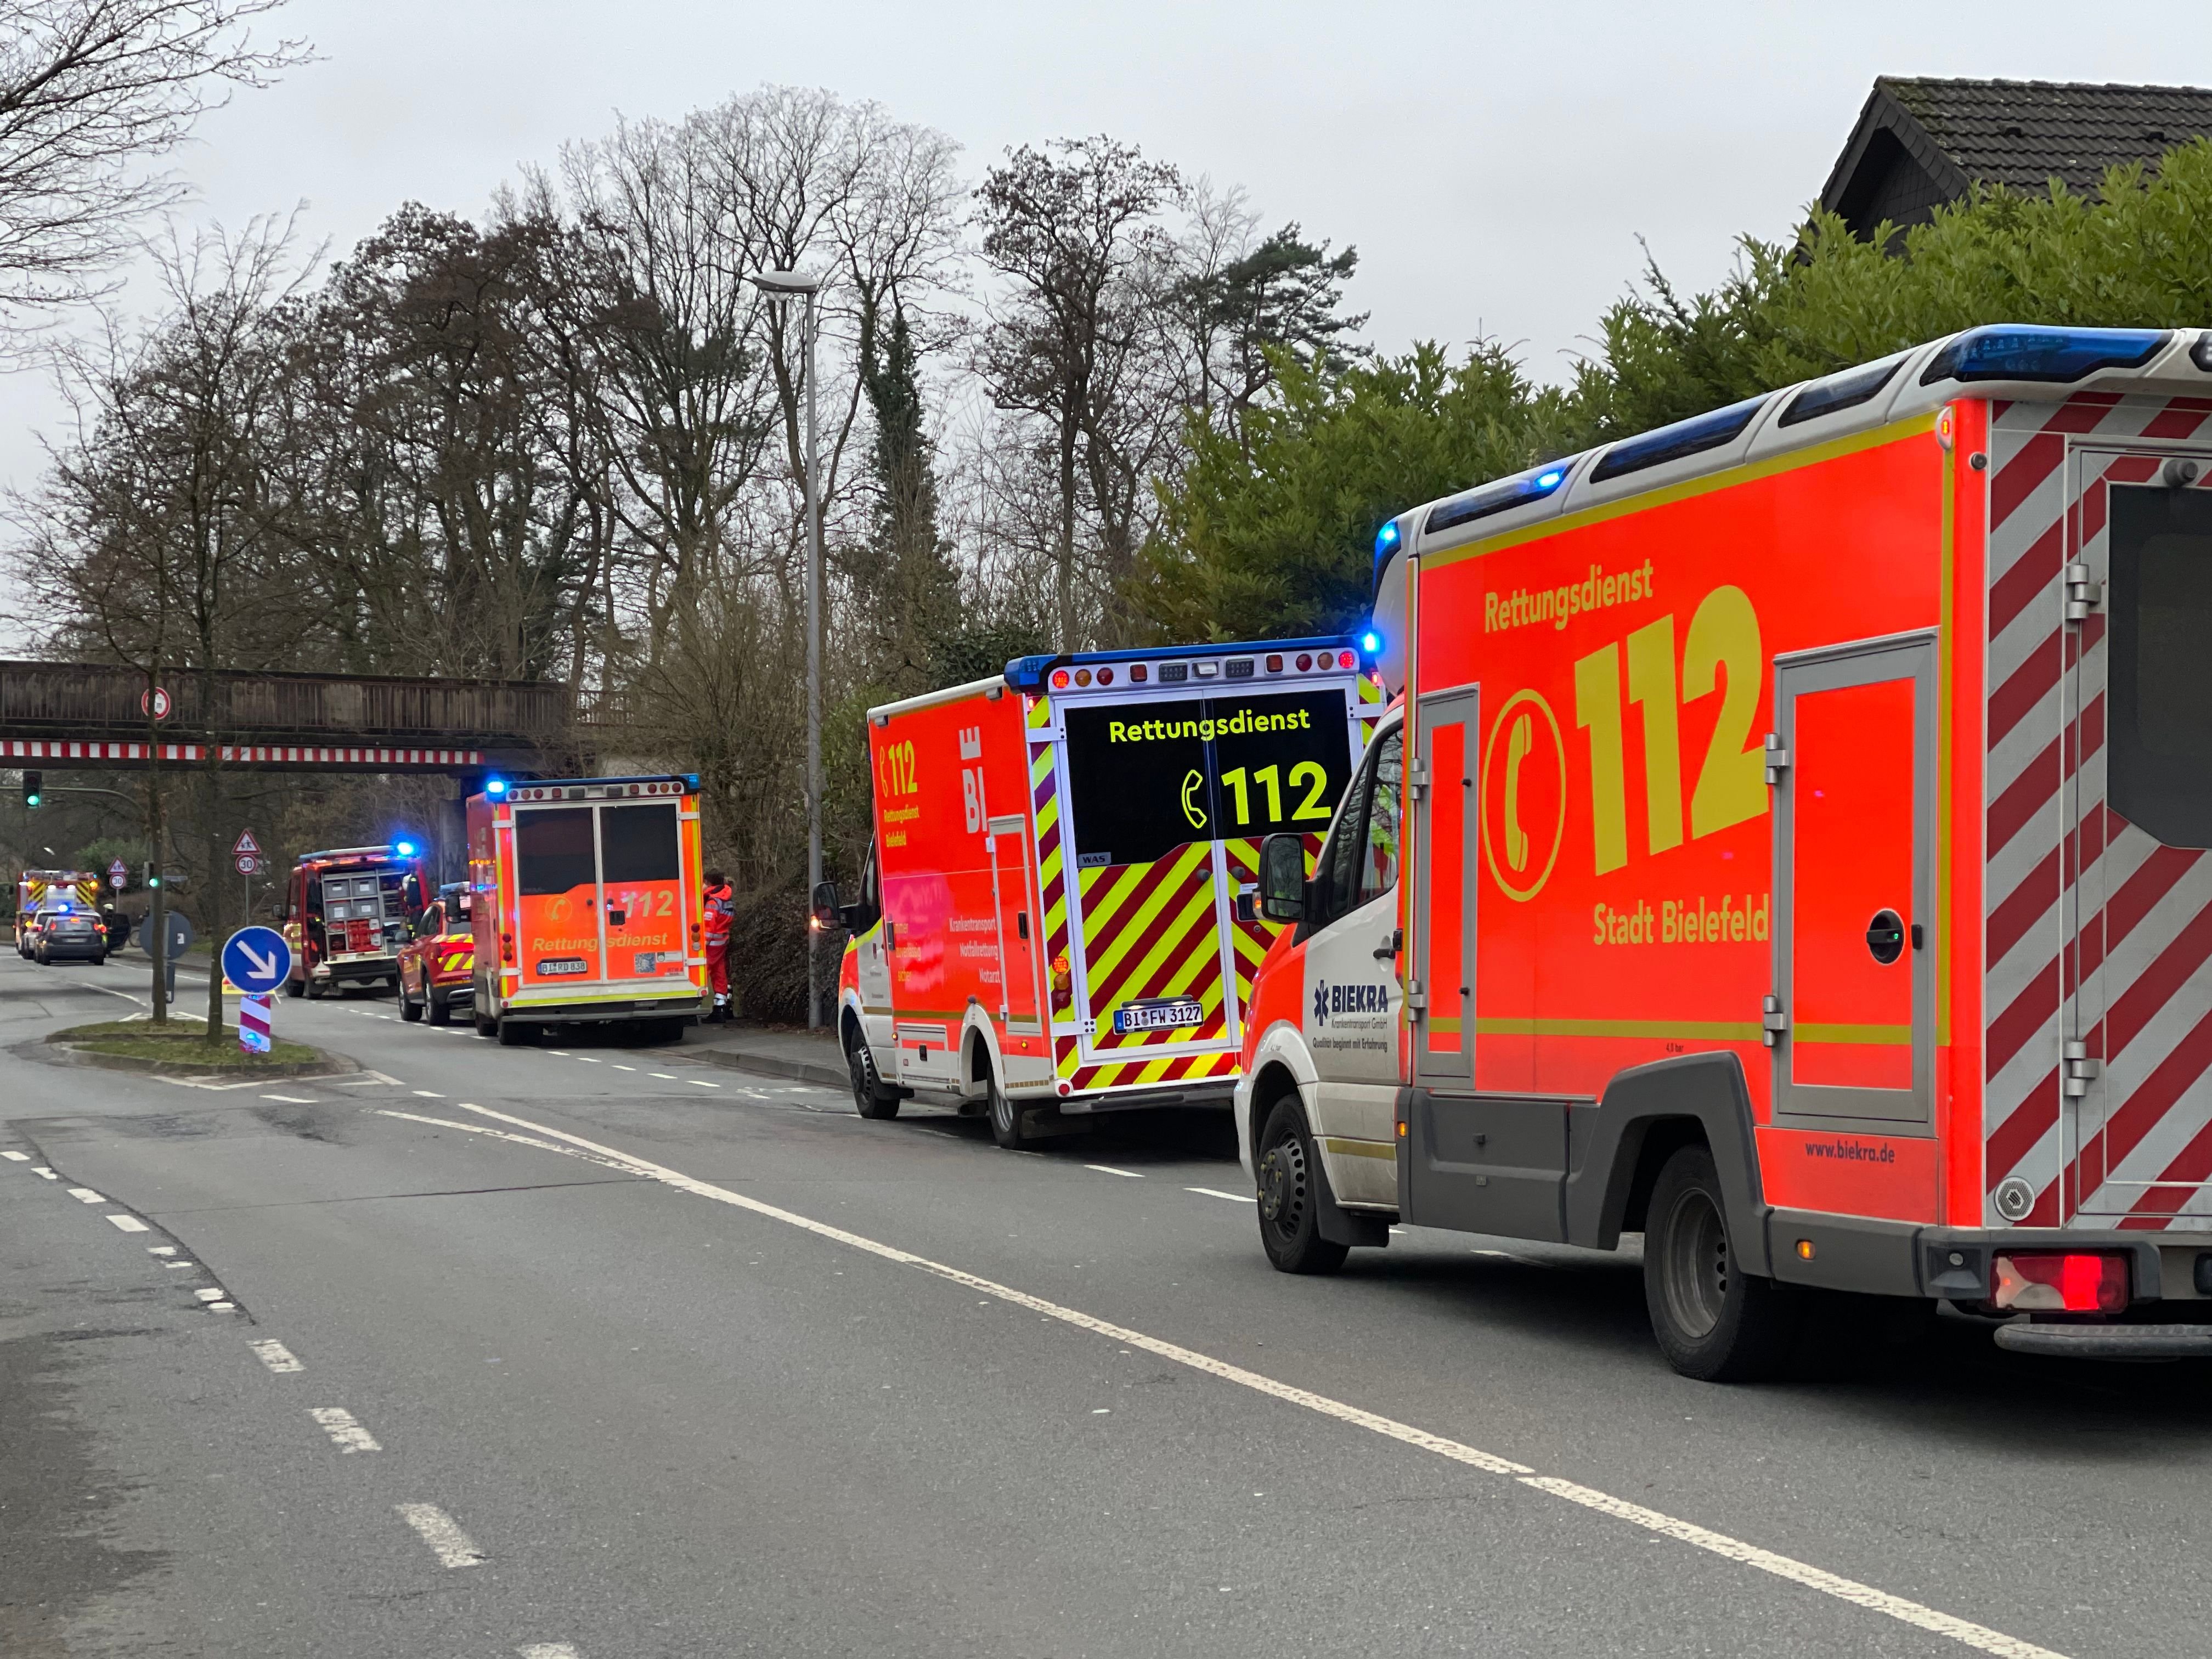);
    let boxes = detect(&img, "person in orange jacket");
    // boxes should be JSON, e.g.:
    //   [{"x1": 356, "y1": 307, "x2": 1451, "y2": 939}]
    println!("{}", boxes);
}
[{"x1": 702, "y1": 870, "x2": 735, "y2": 1022}]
